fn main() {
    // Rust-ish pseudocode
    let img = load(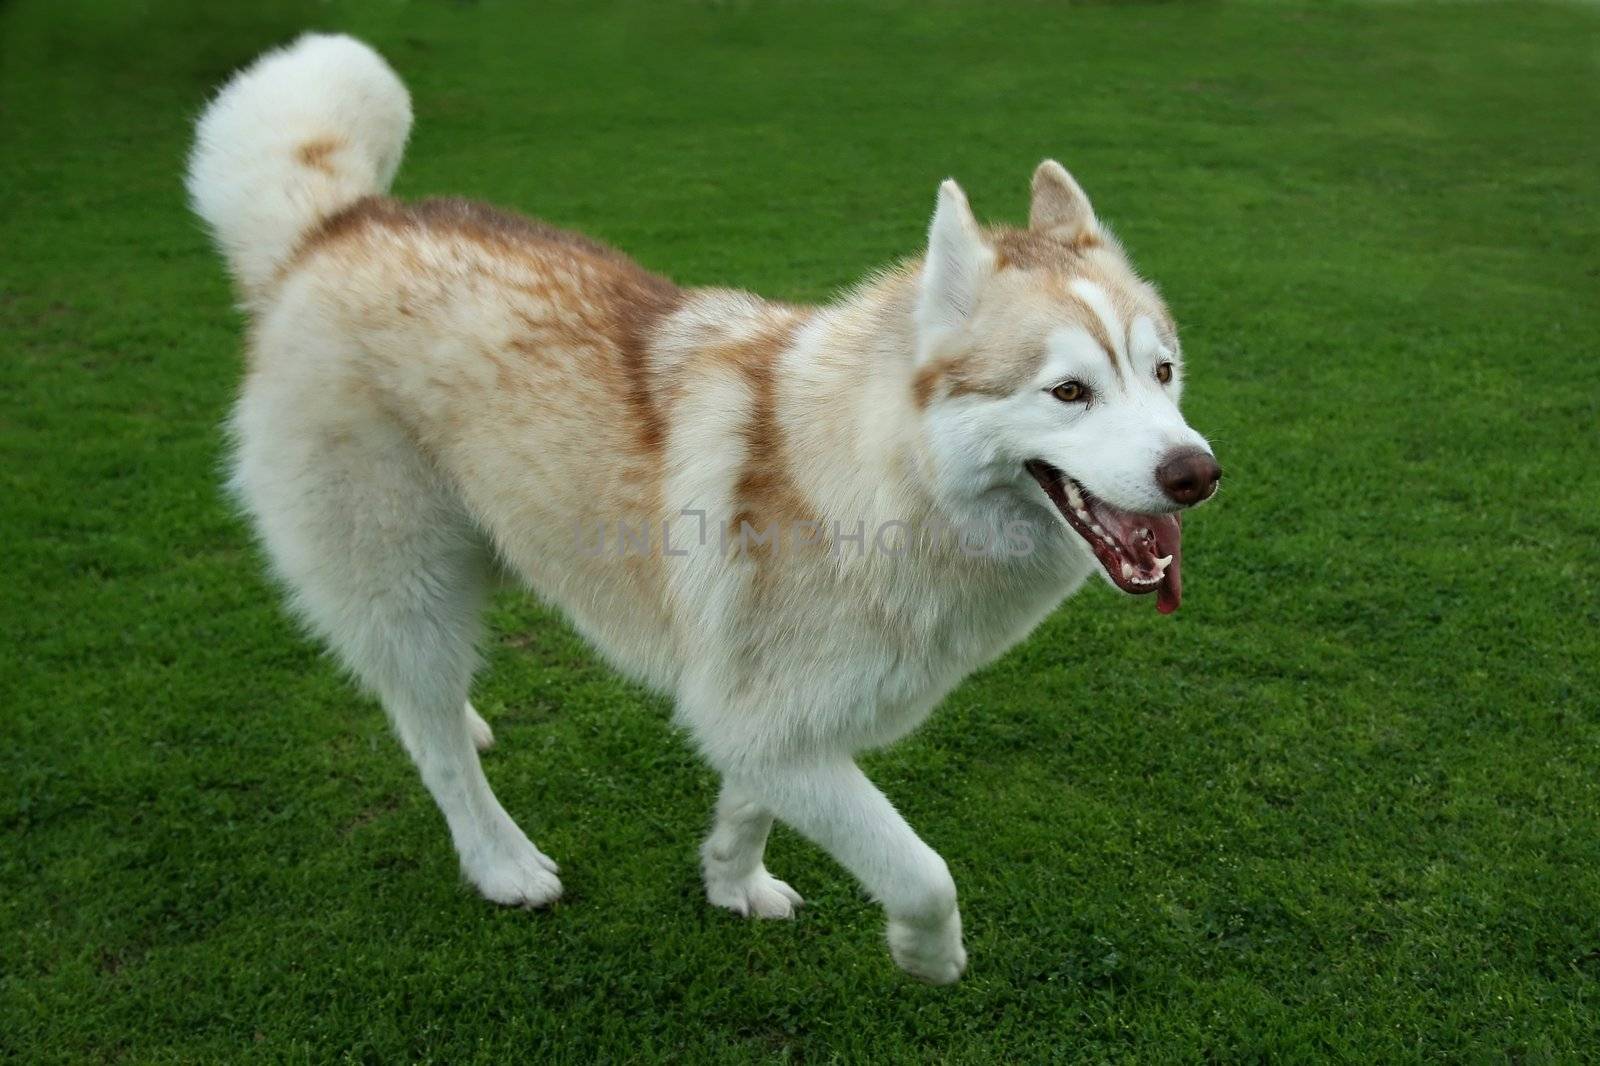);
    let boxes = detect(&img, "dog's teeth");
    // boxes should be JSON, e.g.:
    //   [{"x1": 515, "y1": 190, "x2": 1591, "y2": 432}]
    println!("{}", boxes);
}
[
  {"x1": 1120, "y1": 561, "x2": 1133, "y2": 580},
  {"x1": 1065, "y1": 482, "x2": 1085, "y2": 509},
  {"x1": 1154, "y1": 554, "x2": 1172, "y2": 574}
]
